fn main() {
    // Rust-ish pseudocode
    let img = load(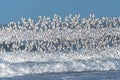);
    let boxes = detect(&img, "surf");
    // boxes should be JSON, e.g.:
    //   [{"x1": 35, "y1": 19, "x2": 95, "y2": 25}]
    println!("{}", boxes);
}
[{"x1": 0, "y1": 14, "x2": 120, "y2": 77}]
